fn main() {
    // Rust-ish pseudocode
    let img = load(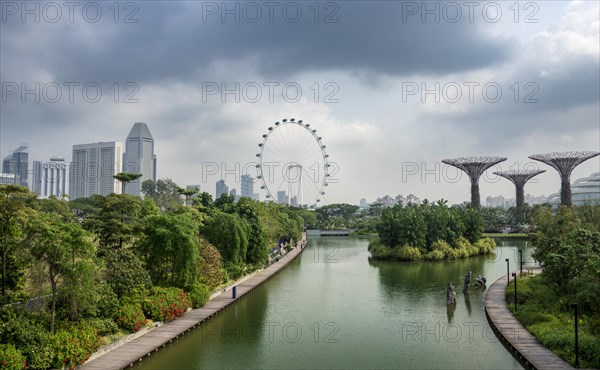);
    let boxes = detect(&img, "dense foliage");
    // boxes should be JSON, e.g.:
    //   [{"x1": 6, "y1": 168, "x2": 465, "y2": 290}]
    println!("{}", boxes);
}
[
  {"x1": 507, "y1": 275, "x2": 600, "y2": 368},
  {"x1": 530, "y1": 205, "x2": 600, "y2": 325},
  {"x1": 368, "y1": 202, "x2": 492, "y2": 261},
  {"x1": 0, "y1": 182, "x2": 305, "y2": 369}
]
